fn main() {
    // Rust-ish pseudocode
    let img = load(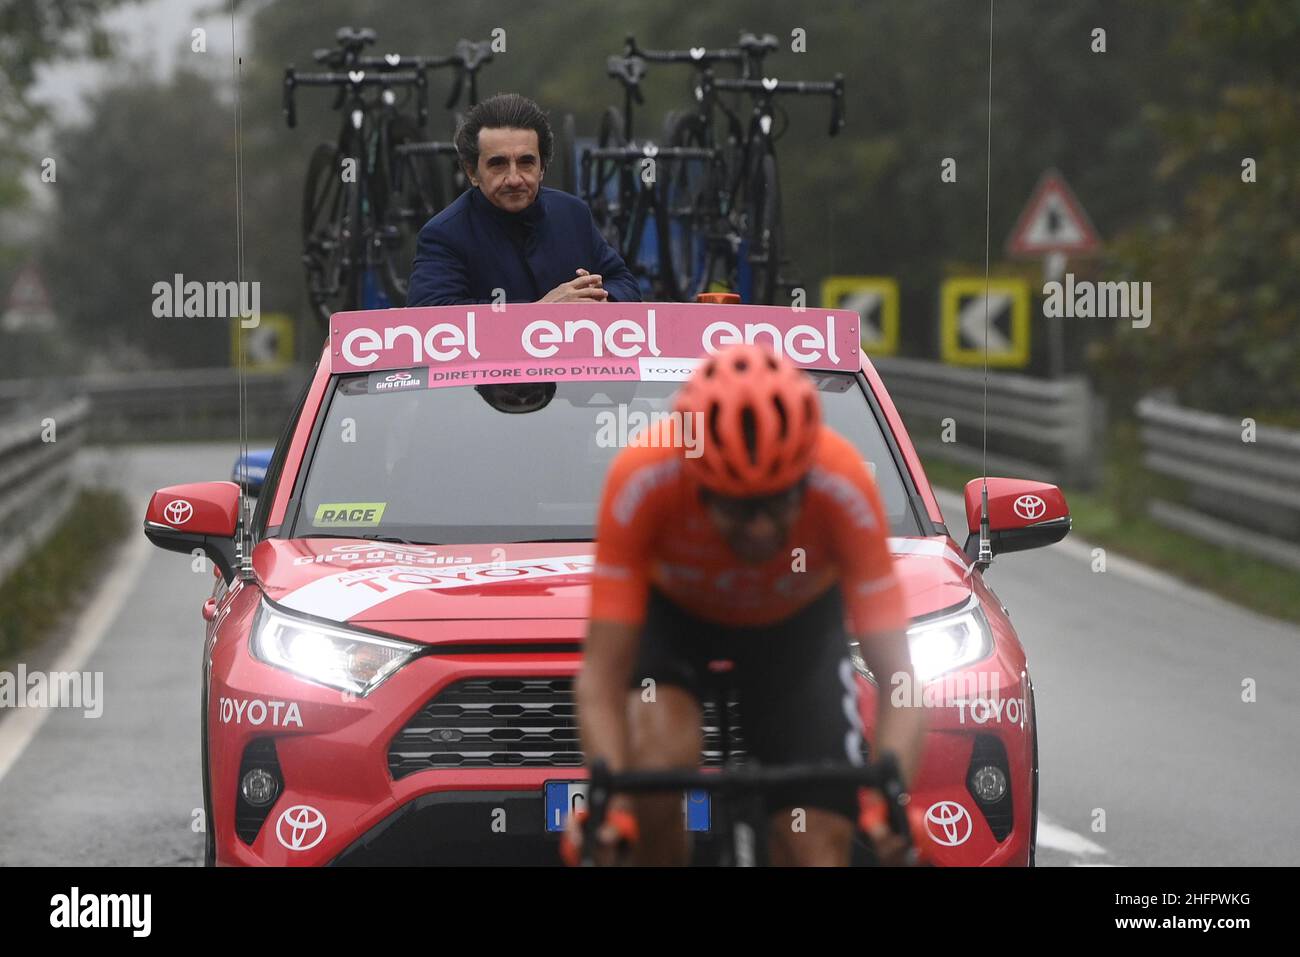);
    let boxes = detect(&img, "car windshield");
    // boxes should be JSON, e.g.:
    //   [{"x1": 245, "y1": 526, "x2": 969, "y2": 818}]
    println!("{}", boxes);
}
[{"x1": 289, "y1": 373, "x2": 924, "y2": 543}]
